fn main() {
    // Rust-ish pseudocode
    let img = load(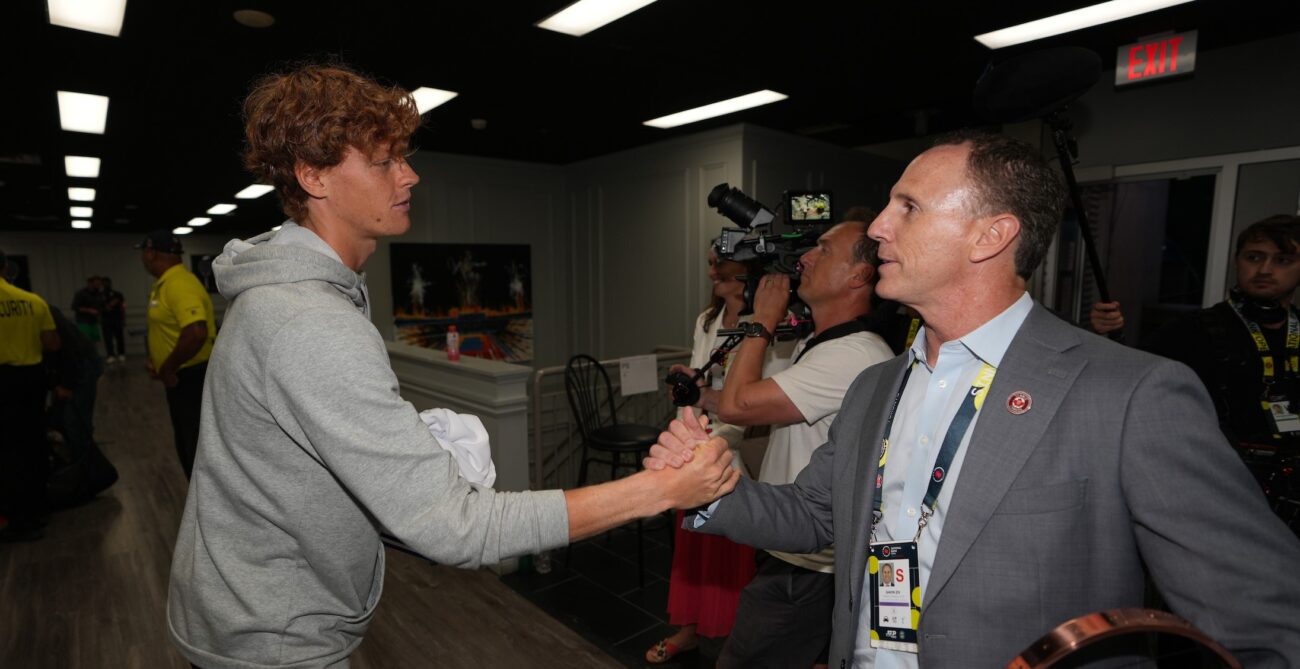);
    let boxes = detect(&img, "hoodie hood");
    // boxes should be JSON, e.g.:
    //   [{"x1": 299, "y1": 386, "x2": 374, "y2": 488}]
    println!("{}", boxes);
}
[{"x1": 212, "y1": 224, "x2": 370, "y2": 316}]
